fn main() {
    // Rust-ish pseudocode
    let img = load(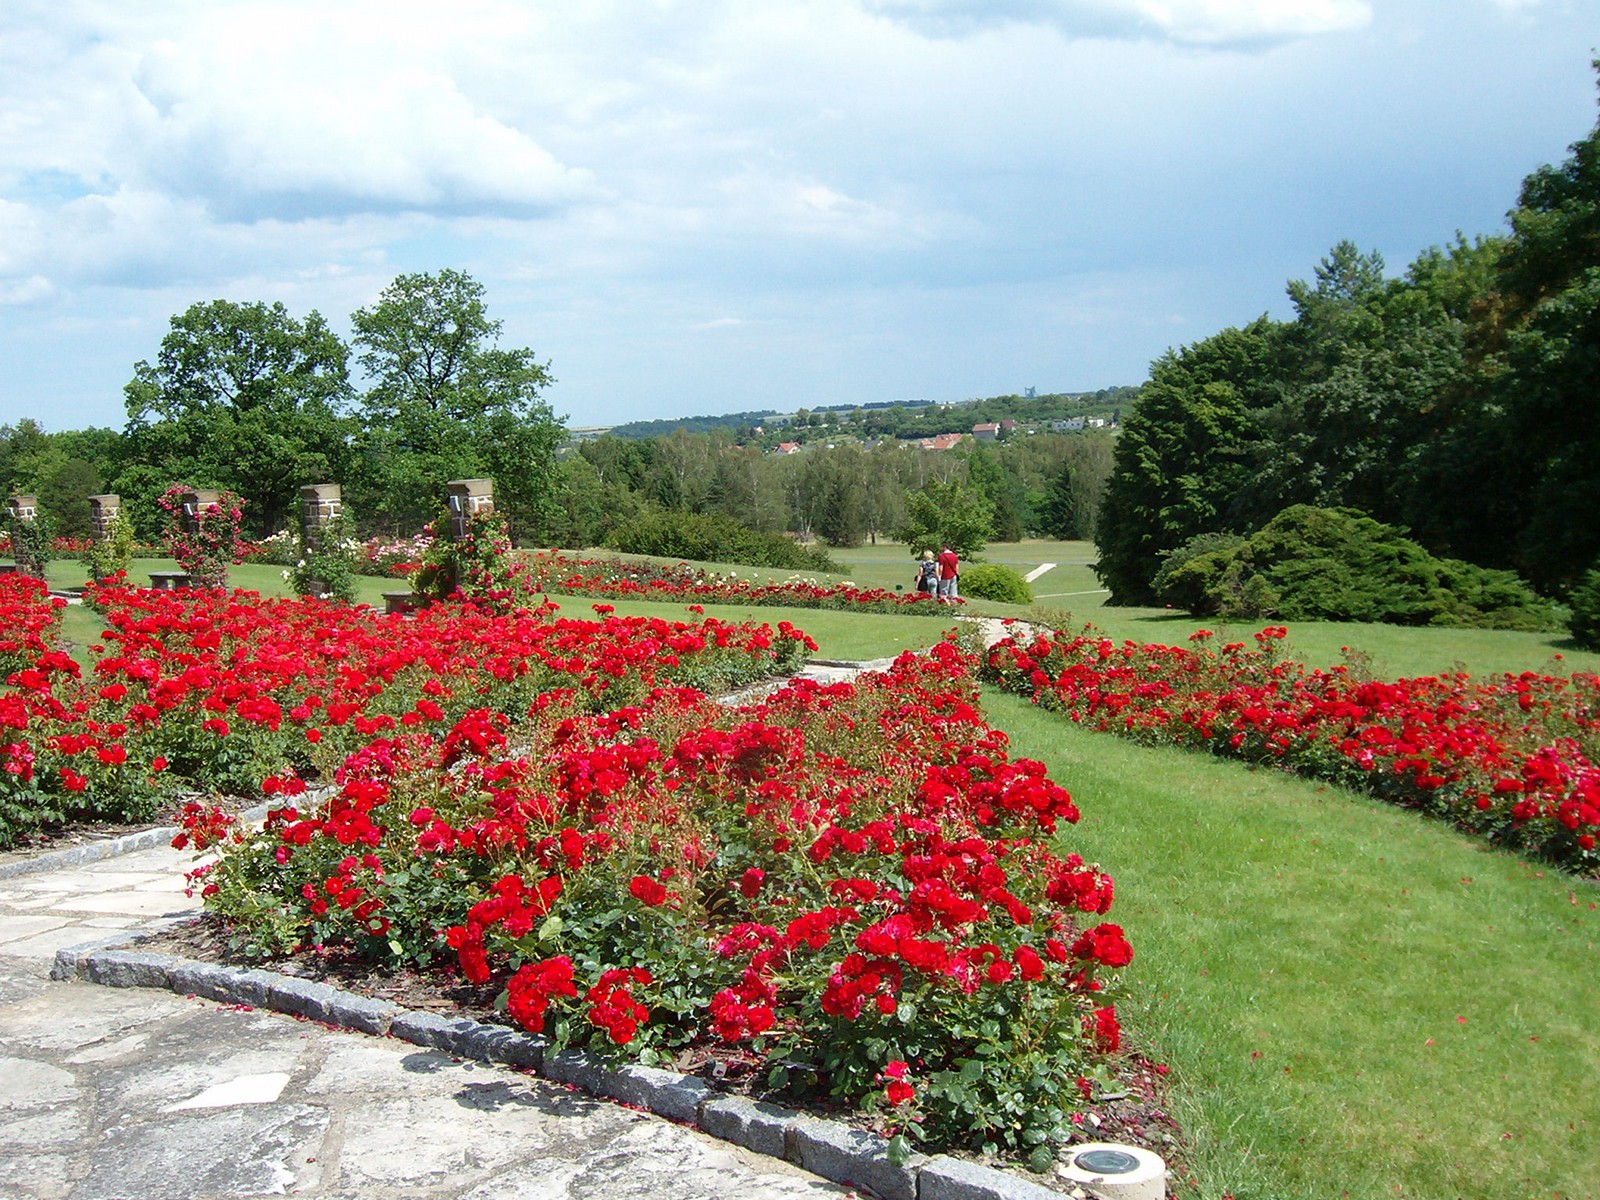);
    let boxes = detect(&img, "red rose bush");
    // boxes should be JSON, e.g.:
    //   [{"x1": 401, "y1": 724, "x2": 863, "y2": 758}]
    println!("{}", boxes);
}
[
  {"x1": 193, "y1": 640, "x2": 1132, "y2": 1159},
  {"x1": 513, "y1": 550, "x2": 958, "y2": 614},
  {"x1": 0, "y1": 582, "x2": 814, "y2": 845},
  {"x1": 981, "y1": 623, "x2": 1600, "y2": 873}
]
